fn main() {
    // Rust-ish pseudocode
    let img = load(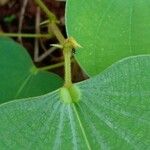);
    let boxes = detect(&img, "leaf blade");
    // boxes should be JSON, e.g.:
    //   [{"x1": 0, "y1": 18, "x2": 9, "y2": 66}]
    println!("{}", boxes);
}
[
  {"x1": 66, "y1": 0, "x2": 150, "y2": 76},
  {"x1": 0, "y1": 55, "x2": 150, "y2": 149},
  {"x1": 0, "y1": 37, "x2": 63, "y2": 103}
]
